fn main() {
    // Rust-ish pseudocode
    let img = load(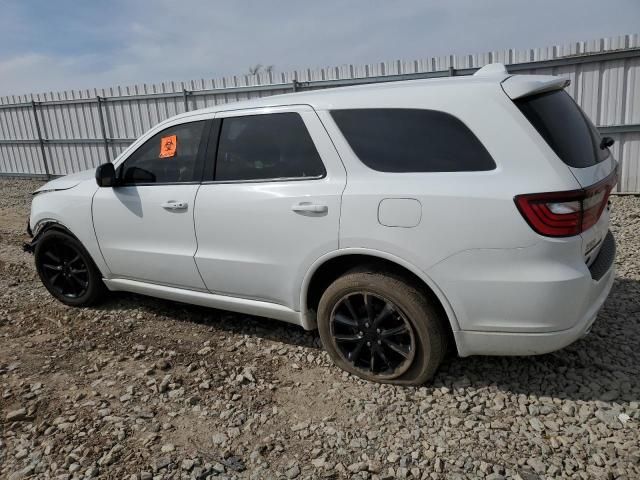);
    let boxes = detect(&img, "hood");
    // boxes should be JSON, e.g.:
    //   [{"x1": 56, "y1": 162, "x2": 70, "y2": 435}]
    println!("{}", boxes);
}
[{"x1": 34, "y1": 168, "x2": 96, "y2": 193}]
